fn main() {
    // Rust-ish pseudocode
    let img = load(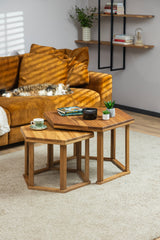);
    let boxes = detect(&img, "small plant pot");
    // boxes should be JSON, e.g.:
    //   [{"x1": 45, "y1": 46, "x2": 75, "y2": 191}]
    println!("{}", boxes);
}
[
  {"x1": 82, "y1": 27, "x2": 91, "y2": 41},
  {"x1": 107, "y1": 108, "x2": 115, "y2": 118},
  {"x1": 102, "y1": 113, "x2": 110, "y2": 120}
]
